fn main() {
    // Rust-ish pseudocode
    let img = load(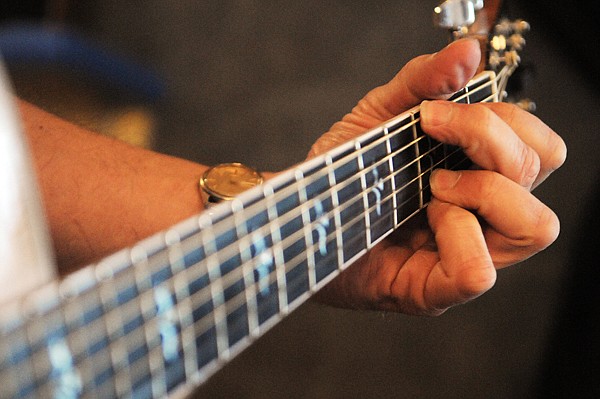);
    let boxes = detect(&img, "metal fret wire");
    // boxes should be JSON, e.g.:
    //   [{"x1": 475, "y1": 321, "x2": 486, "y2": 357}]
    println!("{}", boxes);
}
[
  {"x1": 13, "y1": 73, "x2": 497, "y2": 397},
  {"x1": 4, "y1": 71, "x2": 498, "y2": 397},
  {"x1": 185, "y1": 143, "x2": 465, "y2": 341},
  {"x1": 88, "y1": 139, "x2": 461, "y2": 396},
  {"x1": 44, "y1": 115, "x2": 473, "y2": 396},
  {"x1": 19, "y1": 118, "x2": 434, "y2": 397},
  {"x1": 168, "y1": 71, "x2": 498, "y2": 274},
  {"x1": 4, "y1": 76, "x2": 494, "y2": 399},
  {"x1": 100, "y1": 138, "x2": 472, "y2": 397},
  {"x1": 161, "y1": 84, "x2": 496, "y2": 325}
]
